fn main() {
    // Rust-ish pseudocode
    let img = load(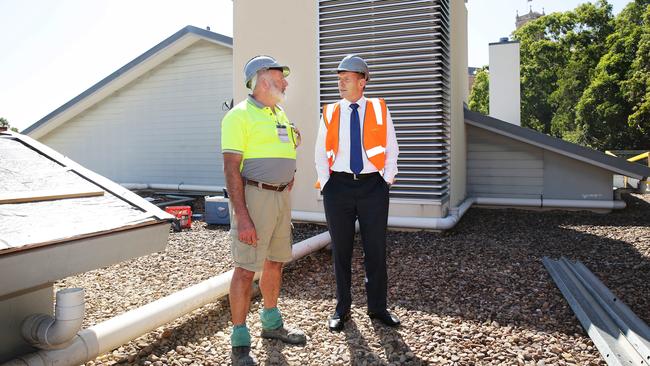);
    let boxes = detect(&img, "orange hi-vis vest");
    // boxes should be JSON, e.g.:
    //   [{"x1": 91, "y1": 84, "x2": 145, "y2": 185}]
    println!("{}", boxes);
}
[{"x1": 315, "y1": 98, "x2": 388, "y2": 189}]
